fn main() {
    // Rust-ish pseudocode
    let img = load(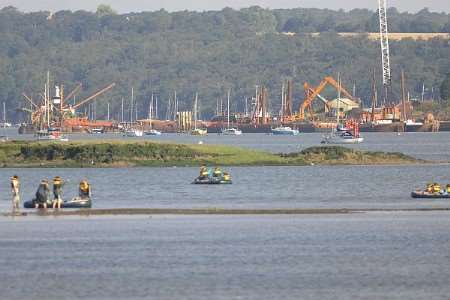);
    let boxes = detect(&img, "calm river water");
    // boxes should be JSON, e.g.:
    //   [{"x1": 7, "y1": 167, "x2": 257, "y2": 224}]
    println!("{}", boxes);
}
[
  {"x1": 1, "y1": 213, "x2": 450, "y2": 300},
  {"x1": 1, "y1": 129, "x2": 450, "y2": 299}
]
